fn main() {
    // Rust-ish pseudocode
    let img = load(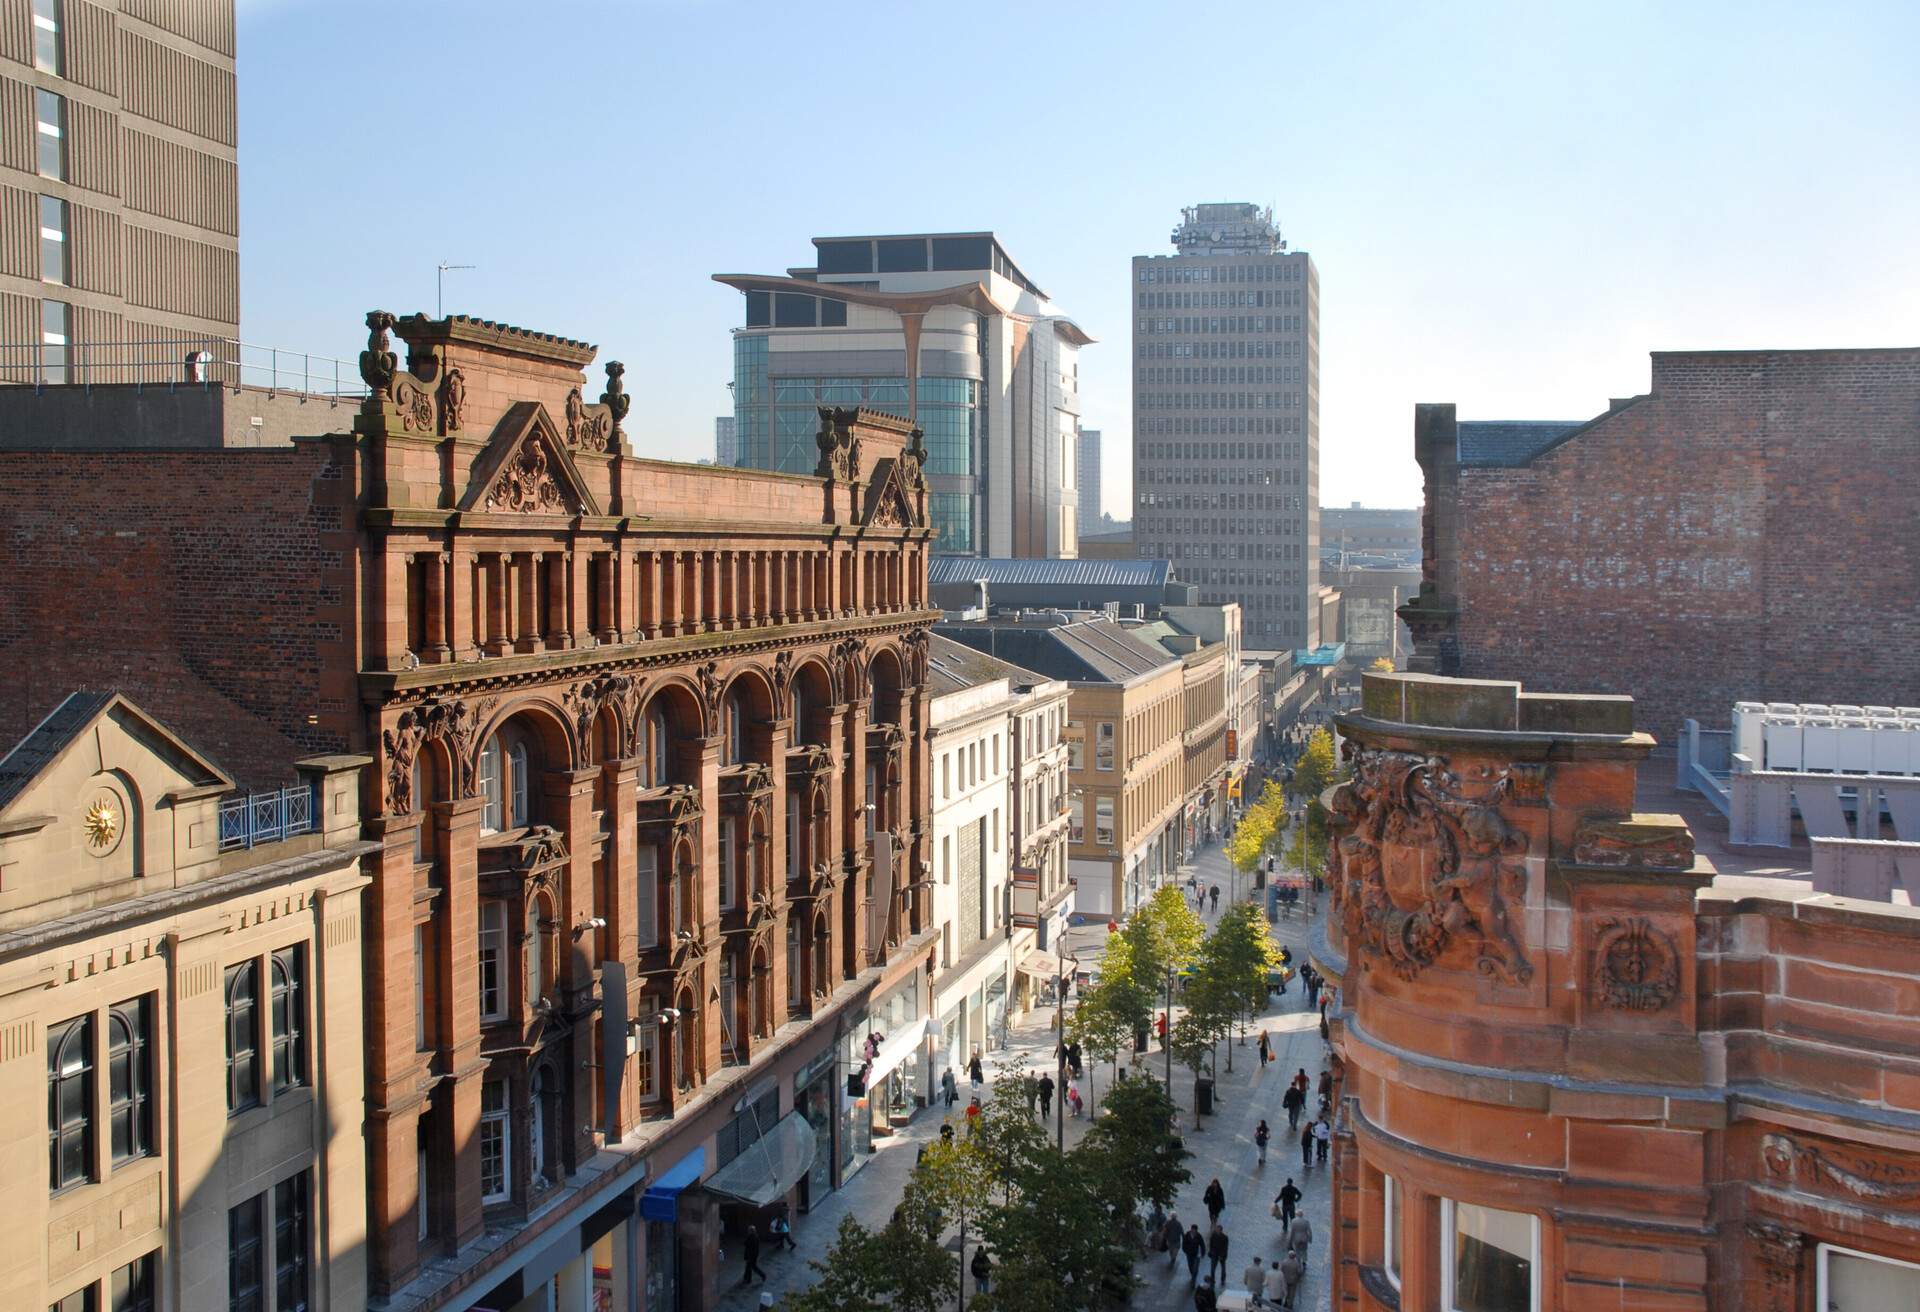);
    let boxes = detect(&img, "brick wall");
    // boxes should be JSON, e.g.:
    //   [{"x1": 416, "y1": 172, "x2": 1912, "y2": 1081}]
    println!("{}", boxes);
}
[
  {"x1": 1439, "y1": 349, "x2": 1920, "y2": 744},
  {"x1": 0, "y1": 438, "x2": 359, "y2": 786}
]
